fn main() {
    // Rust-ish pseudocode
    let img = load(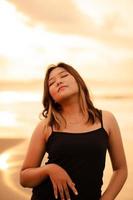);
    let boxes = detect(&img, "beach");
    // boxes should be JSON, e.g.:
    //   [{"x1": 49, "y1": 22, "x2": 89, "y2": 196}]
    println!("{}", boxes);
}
[
  {"x1": 1, "y1": 0, "x2": 133, "y2": 199},
  {"x1": 0, "y1": 136, "x2": 132, "y2": 200},
  {"x1": 0, "y1": 139, "x2": 31, "y2": 200},
  {"x1": 0, "y1": 82, "x2": 133, "y2": 199}
]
